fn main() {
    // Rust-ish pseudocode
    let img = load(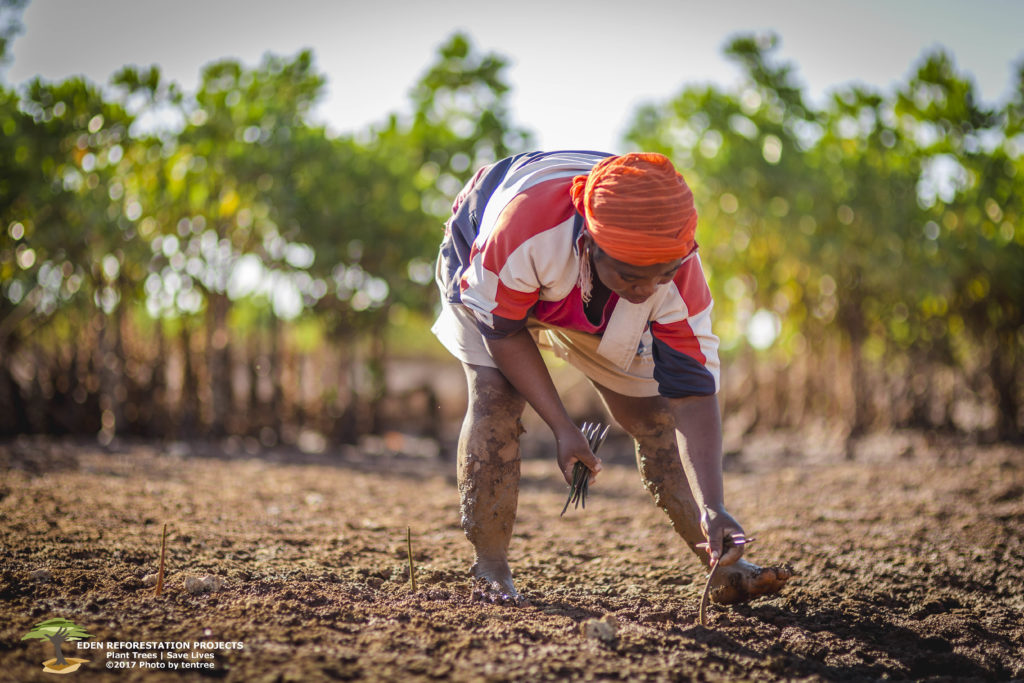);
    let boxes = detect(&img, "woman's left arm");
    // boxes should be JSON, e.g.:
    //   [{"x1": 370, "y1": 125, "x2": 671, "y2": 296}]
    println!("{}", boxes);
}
[{"x1": 668, "y1": 393, "x2": 746, "y2": 566}]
